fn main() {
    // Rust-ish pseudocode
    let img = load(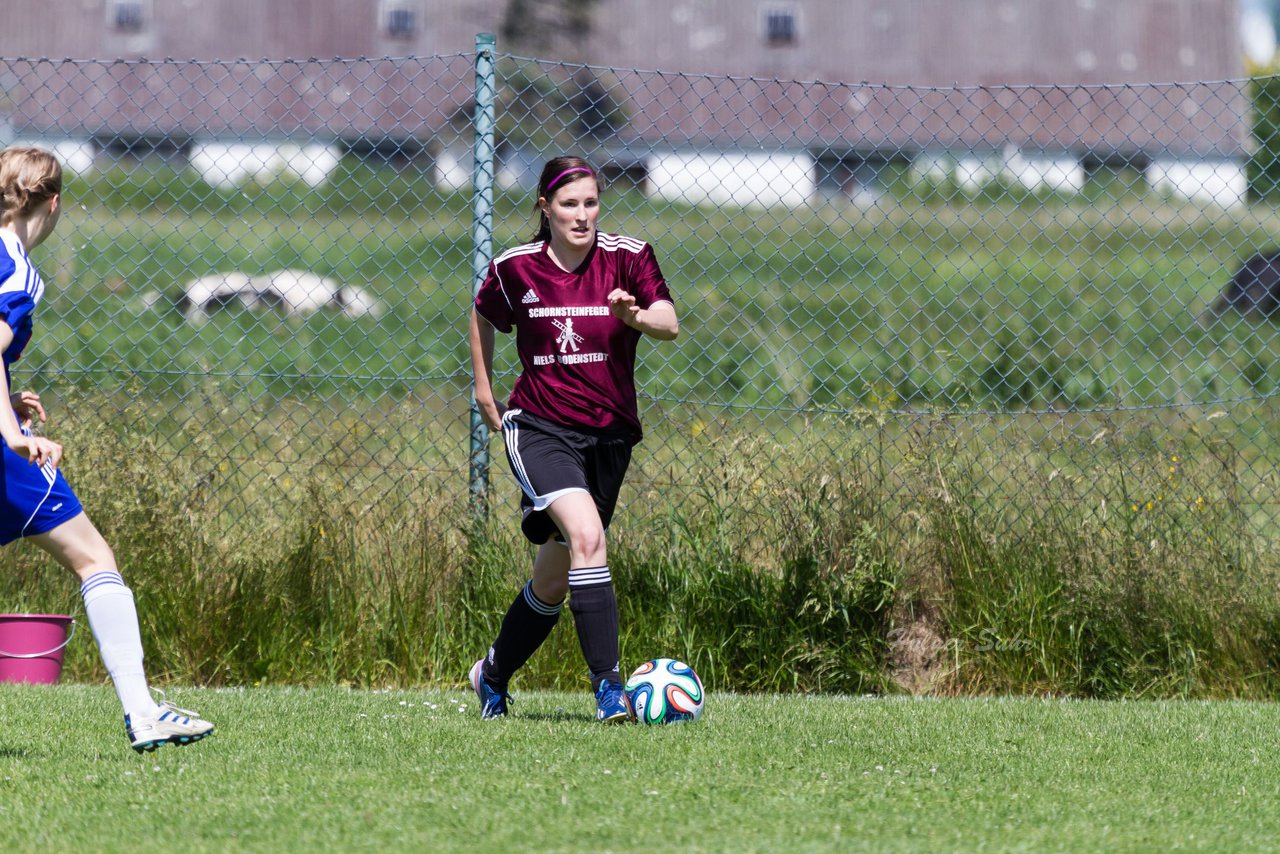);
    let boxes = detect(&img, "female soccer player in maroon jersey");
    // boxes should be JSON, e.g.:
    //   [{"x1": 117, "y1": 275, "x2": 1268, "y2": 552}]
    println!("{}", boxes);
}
[{"x1": 469, "y1": 155, "x2": 678, "y2": 721}]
